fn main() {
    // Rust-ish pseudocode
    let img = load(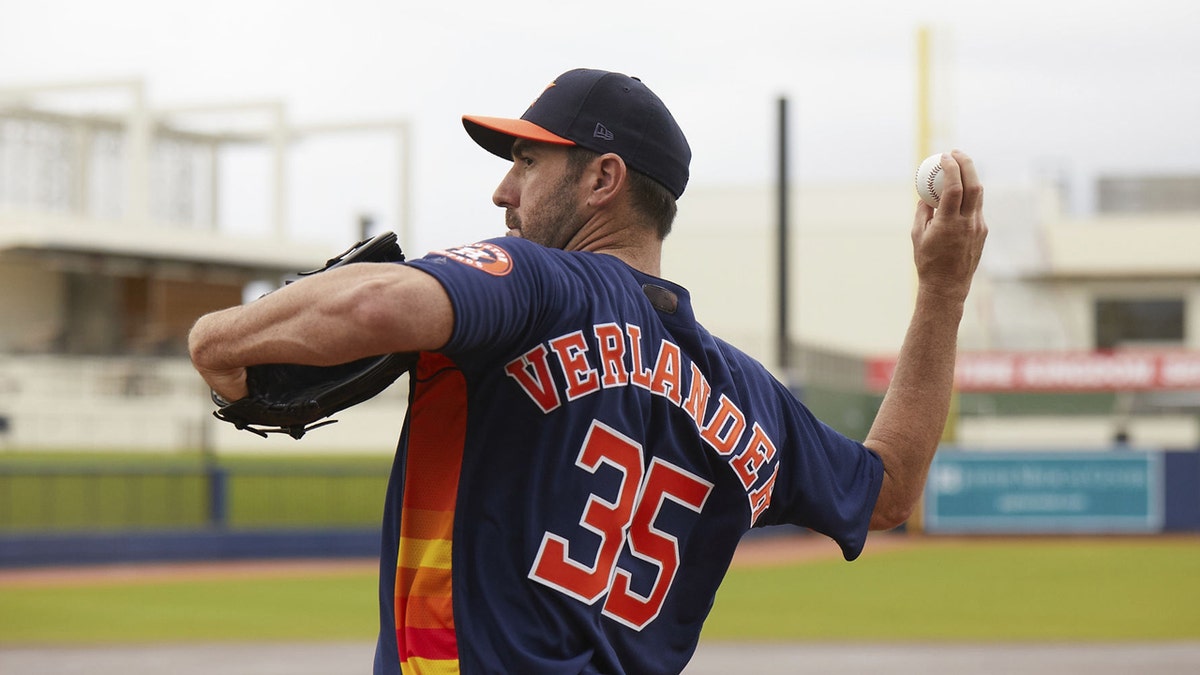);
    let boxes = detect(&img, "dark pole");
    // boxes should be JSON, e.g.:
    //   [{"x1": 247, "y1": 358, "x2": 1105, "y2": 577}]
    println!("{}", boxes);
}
[
  {"x1": 359, "y1": 213, "x2": 375, "y2": 242},
  {"x1": 776, "y1": 96, "x2": 790, "y2": 372}
]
